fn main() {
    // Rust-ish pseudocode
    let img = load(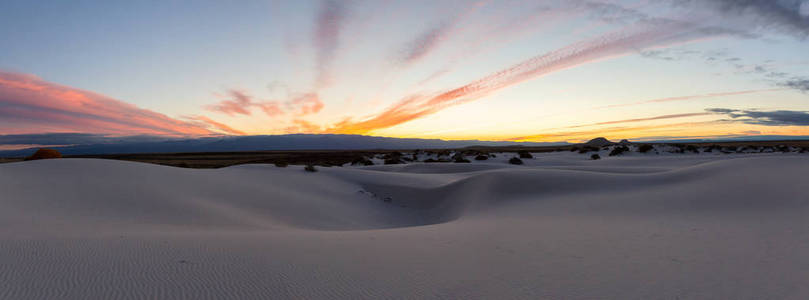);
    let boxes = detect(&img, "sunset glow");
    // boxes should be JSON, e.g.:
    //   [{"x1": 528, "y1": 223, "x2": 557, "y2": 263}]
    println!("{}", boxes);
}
[{"x1": 2, "y1": 0, "x2": 808, "y2": 143}]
